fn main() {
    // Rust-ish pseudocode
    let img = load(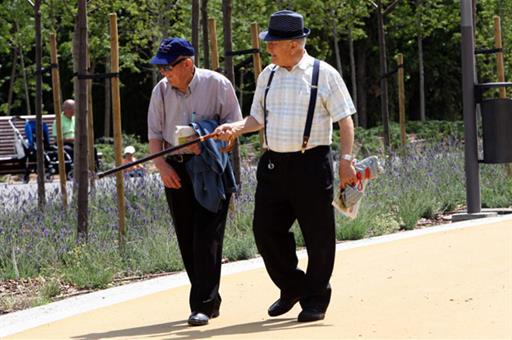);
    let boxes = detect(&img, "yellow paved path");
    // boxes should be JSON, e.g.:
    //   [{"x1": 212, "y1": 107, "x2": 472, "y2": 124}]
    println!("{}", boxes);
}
[{"x1": 3, "y1": 216, "x2": 512, "y2": 339}]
